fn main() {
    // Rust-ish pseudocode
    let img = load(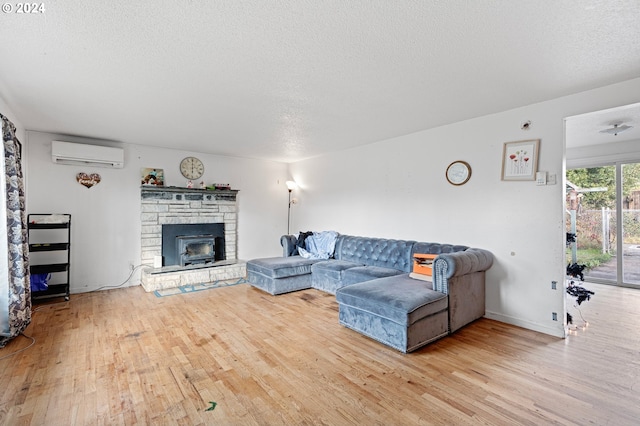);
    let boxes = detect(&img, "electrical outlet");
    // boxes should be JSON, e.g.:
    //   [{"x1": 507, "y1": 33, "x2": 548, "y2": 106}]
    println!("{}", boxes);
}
[
  {"x1": 551, "y1": 281, "x2": 557, "y2": 290},
  {"x1": 548, "y1": 173, "x2": 557, "y2": 185},
  {"x1": 552, "y1": 312, "x2": 558, "y2": 321}
]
